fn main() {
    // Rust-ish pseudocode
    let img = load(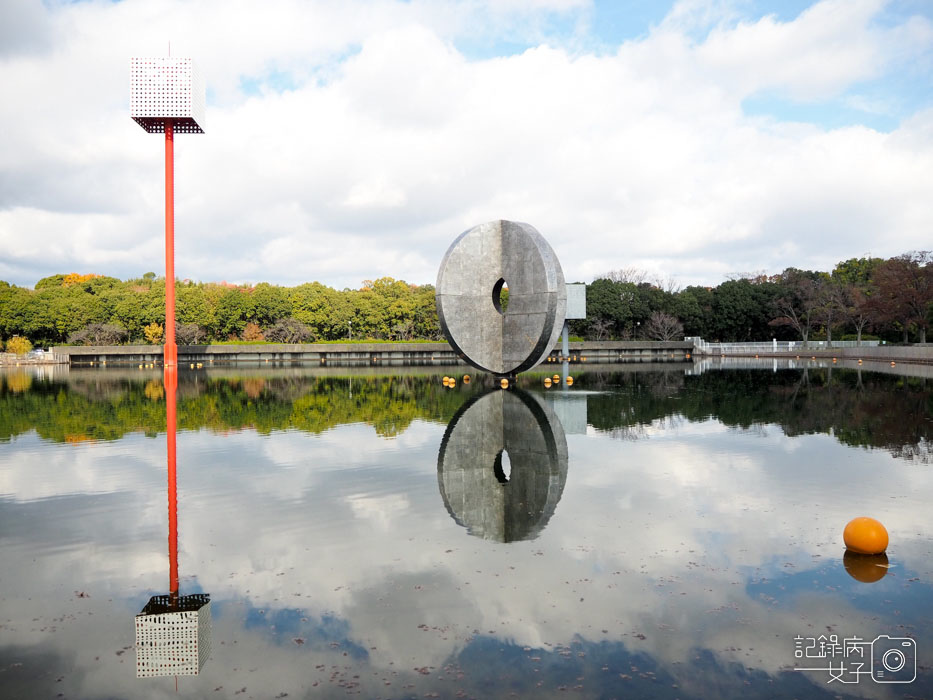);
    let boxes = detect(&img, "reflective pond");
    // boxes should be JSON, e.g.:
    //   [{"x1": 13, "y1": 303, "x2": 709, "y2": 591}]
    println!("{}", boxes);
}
[{"x1": 1, "y1": 361, "x2": 931, "y2": 699}]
